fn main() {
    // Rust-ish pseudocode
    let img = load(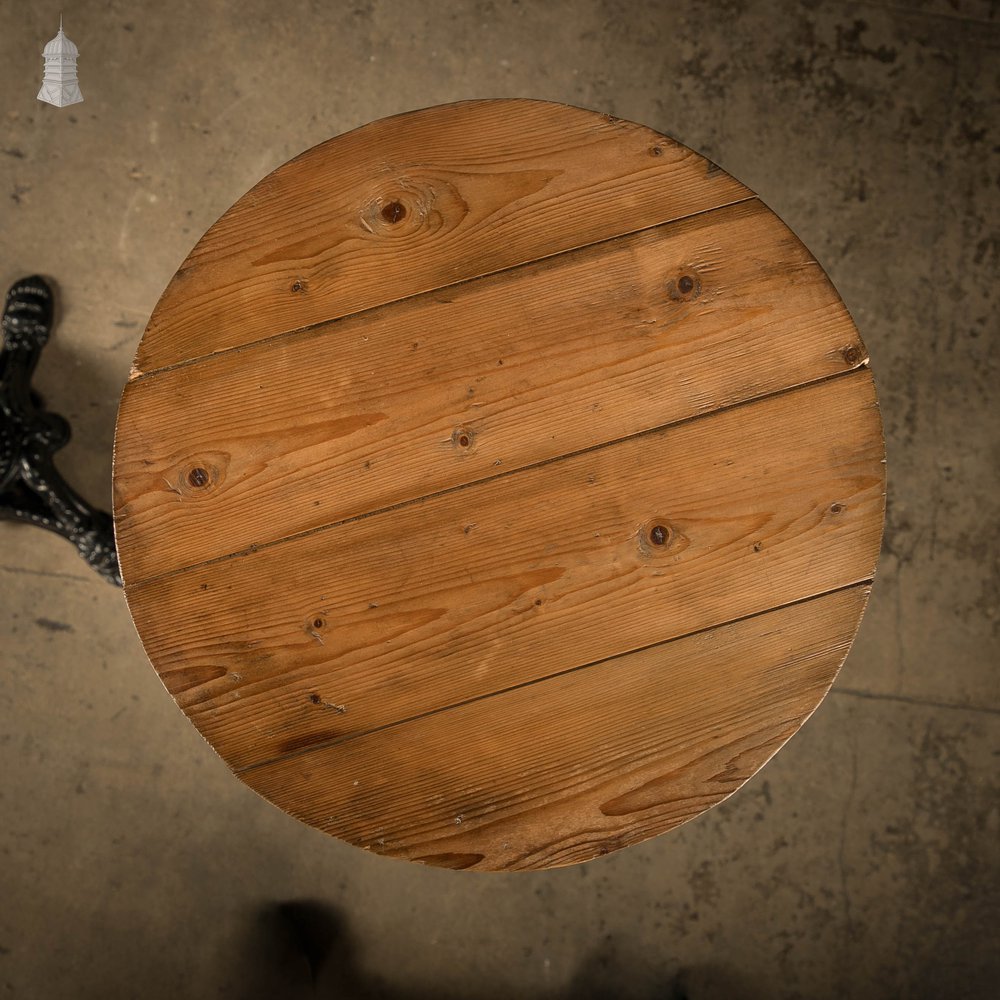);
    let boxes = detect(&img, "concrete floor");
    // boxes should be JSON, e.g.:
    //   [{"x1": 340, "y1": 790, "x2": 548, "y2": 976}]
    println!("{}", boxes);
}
[{"x1": 2, "y1": 0, "x2": 997, "y2": 997}]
